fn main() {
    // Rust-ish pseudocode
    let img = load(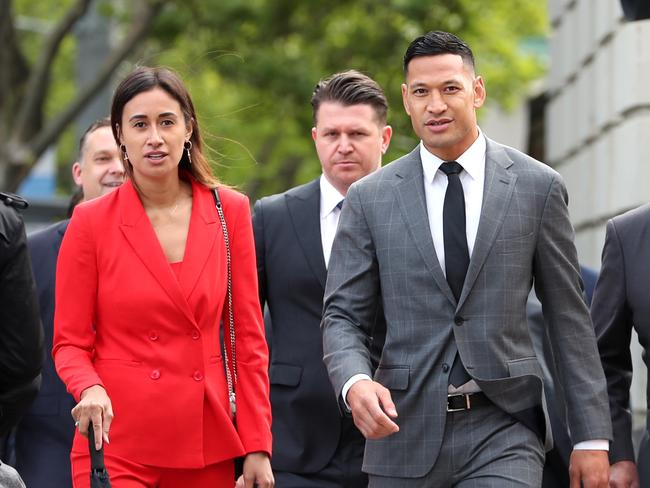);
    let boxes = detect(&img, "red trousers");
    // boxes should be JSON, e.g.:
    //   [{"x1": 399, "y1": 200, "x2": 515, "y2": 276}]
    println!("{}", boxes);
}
[{"x1": 71, "y1": 451, "x2": 234, "y2": 488}]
